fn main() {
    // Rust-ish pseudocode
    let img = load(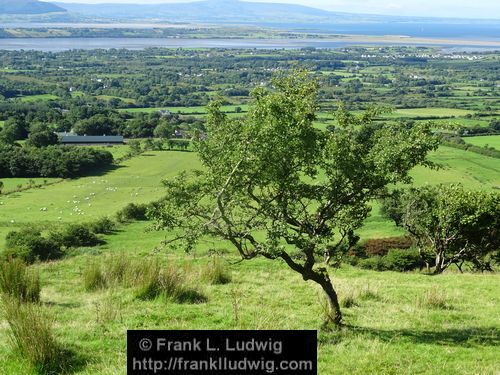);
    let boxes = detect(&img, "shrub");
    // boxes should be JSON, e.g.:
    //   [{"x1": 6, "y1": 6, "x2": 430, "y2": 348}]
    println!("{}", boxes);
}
[
  {"x1": 357, "y1": 256, "x2": 387, "y2": 271},
  {"x1": 89, "y1": 217, "x2": 116, "y2": 235},
  {"x1": 0, "y1": 259, "x2": 40, "y2": 303},
  {"x1": 200, "y1": 257, "x2": 232, "y2": 285},
  {"x1": 136, "y1": 266, "x2": 206, "y2": 304},
  {"x1": 4, "y1": 228, "x2": 62, "y2": 263},
  {"x1": 383, "y1": 248, "x2": 423, "y2": 272},
  {"x1": 3, "y1": 297, "x2": 62, "y2": 374},
  {"x1": 50, "y1": 224, "x2": 100, "y2": 248},
  {"x1": 360, "y1": 236, "x2": 413, "y2": 257},
  {"x1": 116, "y1": 203, "x2": 149, "y2": 223}
]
